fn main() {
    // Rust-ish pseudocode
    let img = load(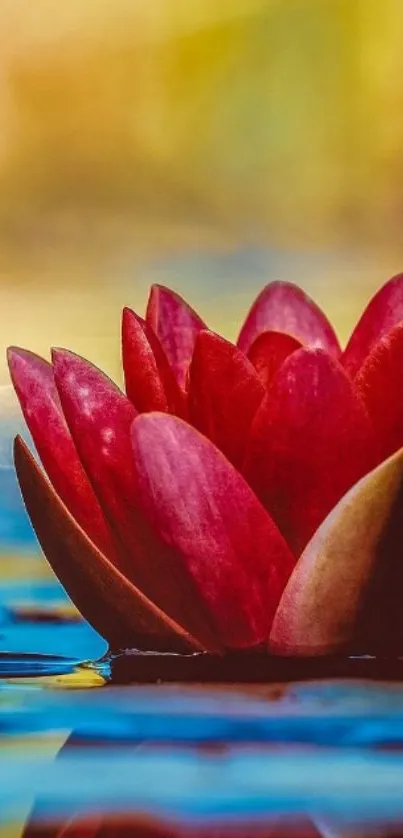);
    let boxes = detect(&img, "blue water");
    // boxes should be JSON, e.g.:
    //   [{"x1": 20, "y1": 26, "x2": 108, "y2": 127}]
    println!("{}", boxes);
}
[{"x1": 1, "y1": 462, "x2": 403, "y2": 835}]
